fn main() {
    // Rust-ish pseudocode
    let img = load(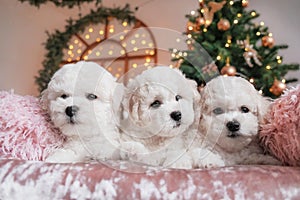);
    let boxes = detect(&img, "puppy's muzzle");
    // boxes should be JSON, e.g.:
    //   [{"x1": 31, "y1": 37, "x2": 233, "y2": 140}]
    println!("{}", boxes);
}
[
  {"x1": 65, "y1": 106, "x2": 79, "y2": 118},
  {"x1": 170, "y1": 111, "x2": 181, "y2": 122},
  {"x1": 226, "y1": 120, "x2": 240, "y2": 137}
]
